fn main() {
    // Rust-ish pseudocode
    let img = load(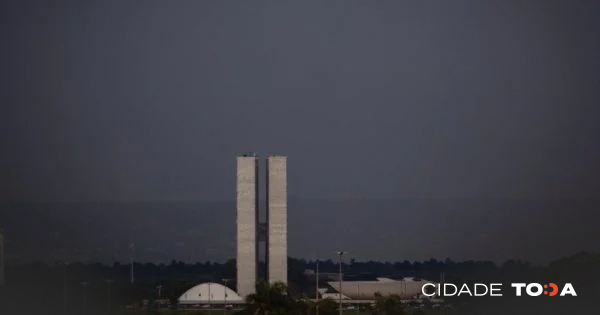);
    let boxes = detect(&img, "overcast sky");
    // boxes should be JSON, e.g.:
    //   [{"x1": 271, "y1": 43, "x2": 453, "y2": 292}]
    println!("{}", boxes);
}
[
  {"x1": 2, "y1": 0, "x2": 600, "y2": 203},
  {"x1": 1, "y1": 1, "x2": 600, "y2": 263}
]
